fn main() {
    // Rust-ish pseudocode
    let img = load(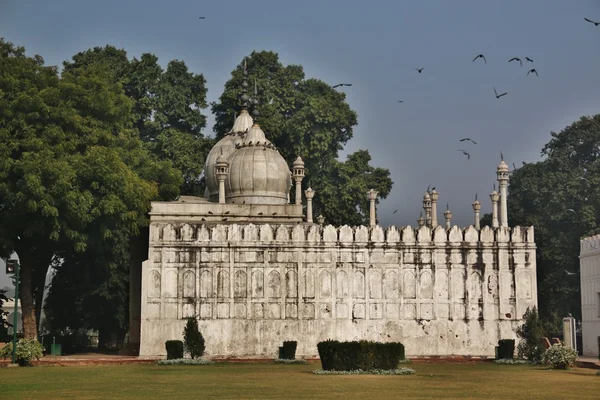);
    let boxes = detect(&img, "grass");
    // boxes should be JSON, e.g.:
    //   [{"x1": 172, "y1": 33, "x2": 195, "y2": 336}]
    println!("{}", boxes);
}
[{"x1": 0, "y1": 361, "x2": 598, "y2": 399}]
